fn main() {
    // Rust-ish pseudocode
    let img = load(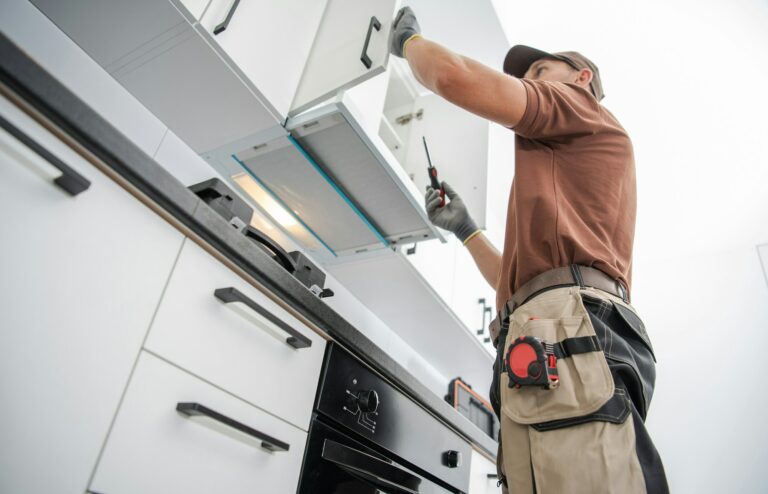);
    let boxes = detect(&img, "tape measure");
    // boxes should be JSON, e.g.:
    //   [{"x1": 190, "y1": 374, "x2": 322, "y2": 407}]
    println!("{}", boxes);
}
[
  {"x1": 504, "y1": 336, "x2": 560, "y2": 390},
  {"x1": 503, "y1": 329, "x2": 603, "y2": 390}
]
